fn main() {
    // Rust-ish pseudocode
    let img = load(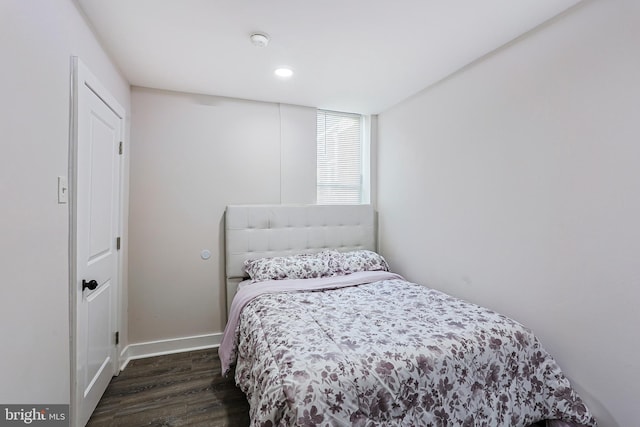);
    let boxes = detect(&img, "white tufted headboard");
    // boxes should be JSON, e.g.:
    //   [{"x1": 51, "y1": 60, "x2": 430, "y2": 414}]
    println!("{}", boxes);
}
[{"x1": 224, "y1": 204, "x2": 376, "y2": 313}]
